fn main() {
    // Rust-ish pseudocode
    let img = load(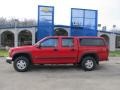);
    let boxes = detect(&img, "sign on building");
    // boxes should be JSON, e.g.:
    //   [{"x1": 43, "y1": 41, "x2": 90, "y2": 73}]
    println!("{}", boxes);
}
[
  {"x1": 71, "y1": 8, "x2": 98, "y2": 36},
  {"x1": 37, "y1": 5, "x2": 54, "y2": 41}
]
